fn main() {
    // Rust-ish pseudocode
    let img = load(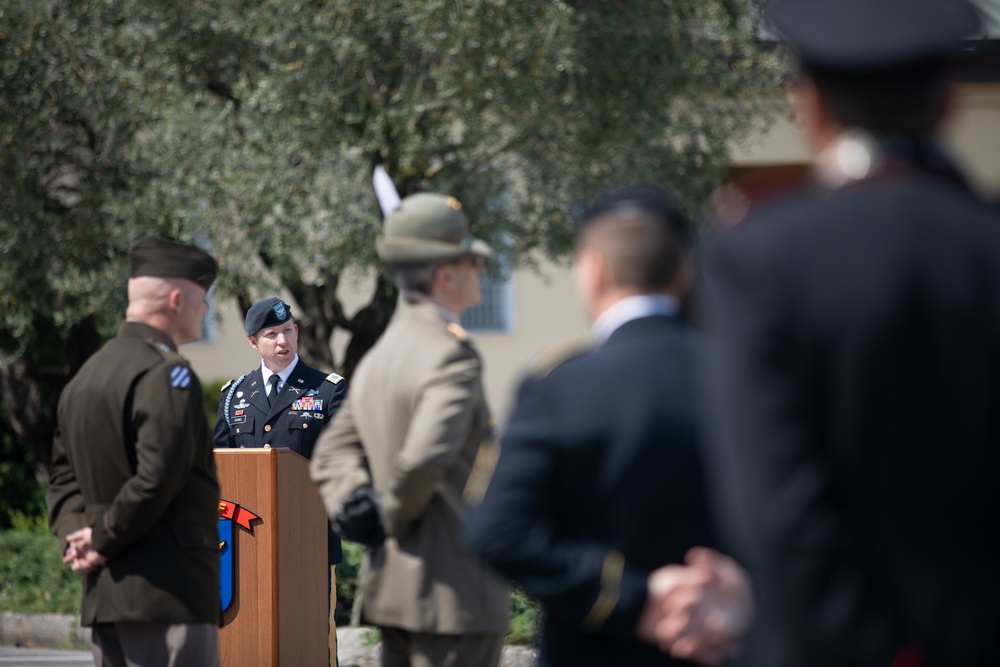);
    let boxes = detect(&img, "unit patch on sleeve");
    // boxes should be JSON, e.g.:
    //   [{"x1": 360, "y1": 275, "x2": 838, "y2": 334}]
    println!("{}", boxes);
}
[{"x1": 170, "y1": 366, "x2": 192, "y2": 389}]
